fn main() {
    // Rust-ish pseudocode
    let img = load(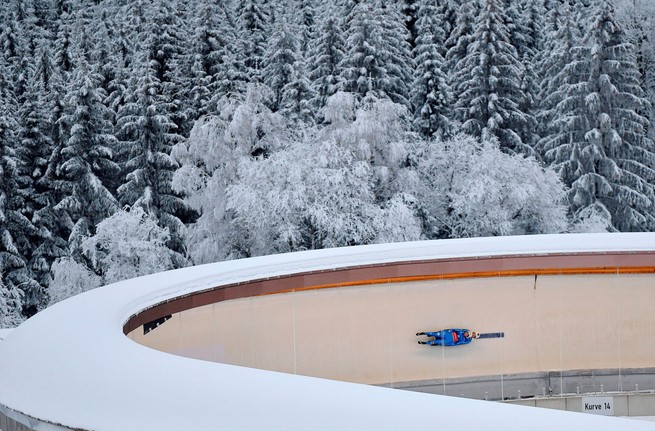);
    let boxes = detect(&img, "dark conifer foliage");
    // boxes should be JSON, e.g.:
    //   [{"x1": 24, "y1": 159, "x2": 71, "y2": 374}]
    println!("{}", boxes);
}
[
  {"x1": 307, "y1": 10, "x2": 345, "y2": 114},
  {"x1": 117, "y1": 47, "x2": 190, "y2": 265},
  {"x1": 545, "y1": 0, "x2": 655, "y2": 230},
  {"x1": 234, "y1": 0, "x2": 271, "y2": 82},
  {"x1": 456, "y1": 0, "x2": 530, "y2": 154},
  {"x1": 0, "y1": 60, "x2": 41, "y2": 322},
  {"x1": 56, "y1": 51, "x2": 120, "y2": 261},
  {"x1": 411, "y1": 1, "x2": 451, "y2": 138},
  {"x1": 339, "y1": 1, "x2": 412, "y2": 107}
]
